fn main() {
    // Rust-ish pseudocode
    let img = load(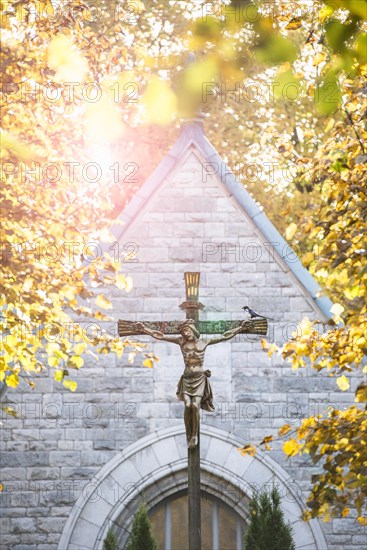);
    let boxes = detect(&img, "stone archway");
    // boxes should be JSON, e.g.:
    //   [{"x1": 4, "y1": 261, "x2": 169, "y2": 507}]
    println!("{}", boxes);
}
[{"x1": 58, "y1": 425, "x2": 327, "y2": 550}]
